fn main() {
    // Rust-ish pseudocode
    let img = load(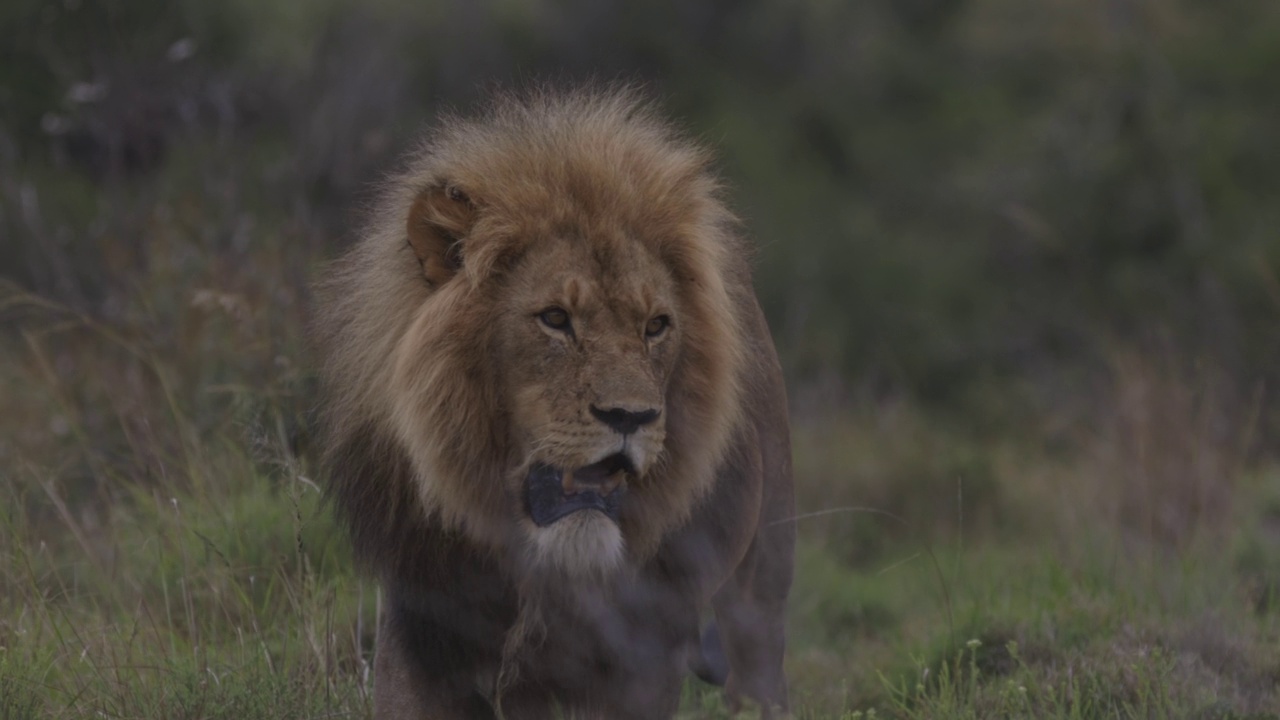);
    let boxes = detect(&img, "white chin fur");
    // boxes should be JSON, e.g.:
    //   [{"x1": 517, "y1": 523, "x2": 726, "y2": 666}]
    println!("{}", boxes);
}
[{"x1": 528, "y1": 511, "x2": 625, "y2": 577}]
